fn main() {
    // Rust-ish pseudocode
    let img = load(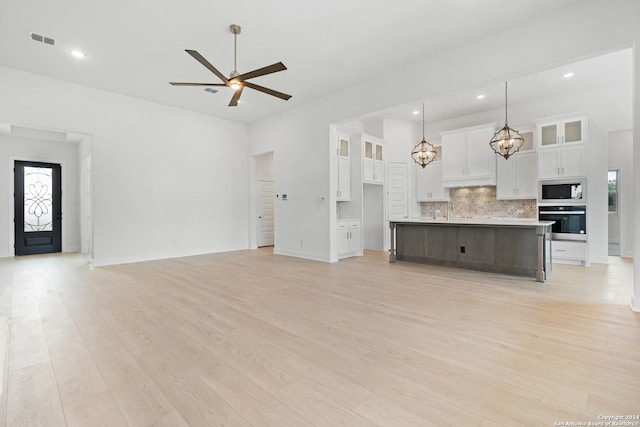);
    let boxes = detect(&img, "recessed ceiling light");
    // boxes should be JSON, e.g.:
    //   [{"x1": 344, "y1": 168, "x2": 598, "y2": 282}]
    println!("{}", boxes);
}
[
  {"x1": 476, "y1": 94, "x2": 485, "y2": 100},
  {"x1": 563, "y1": 72, "x2": 574, "y2": 78},
  {"x1": 70, "y1": 50, "x2": 86, "y2": 59},
  {"x1": 412, "y1": 110, "x2": 420, "y2": 115}
]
